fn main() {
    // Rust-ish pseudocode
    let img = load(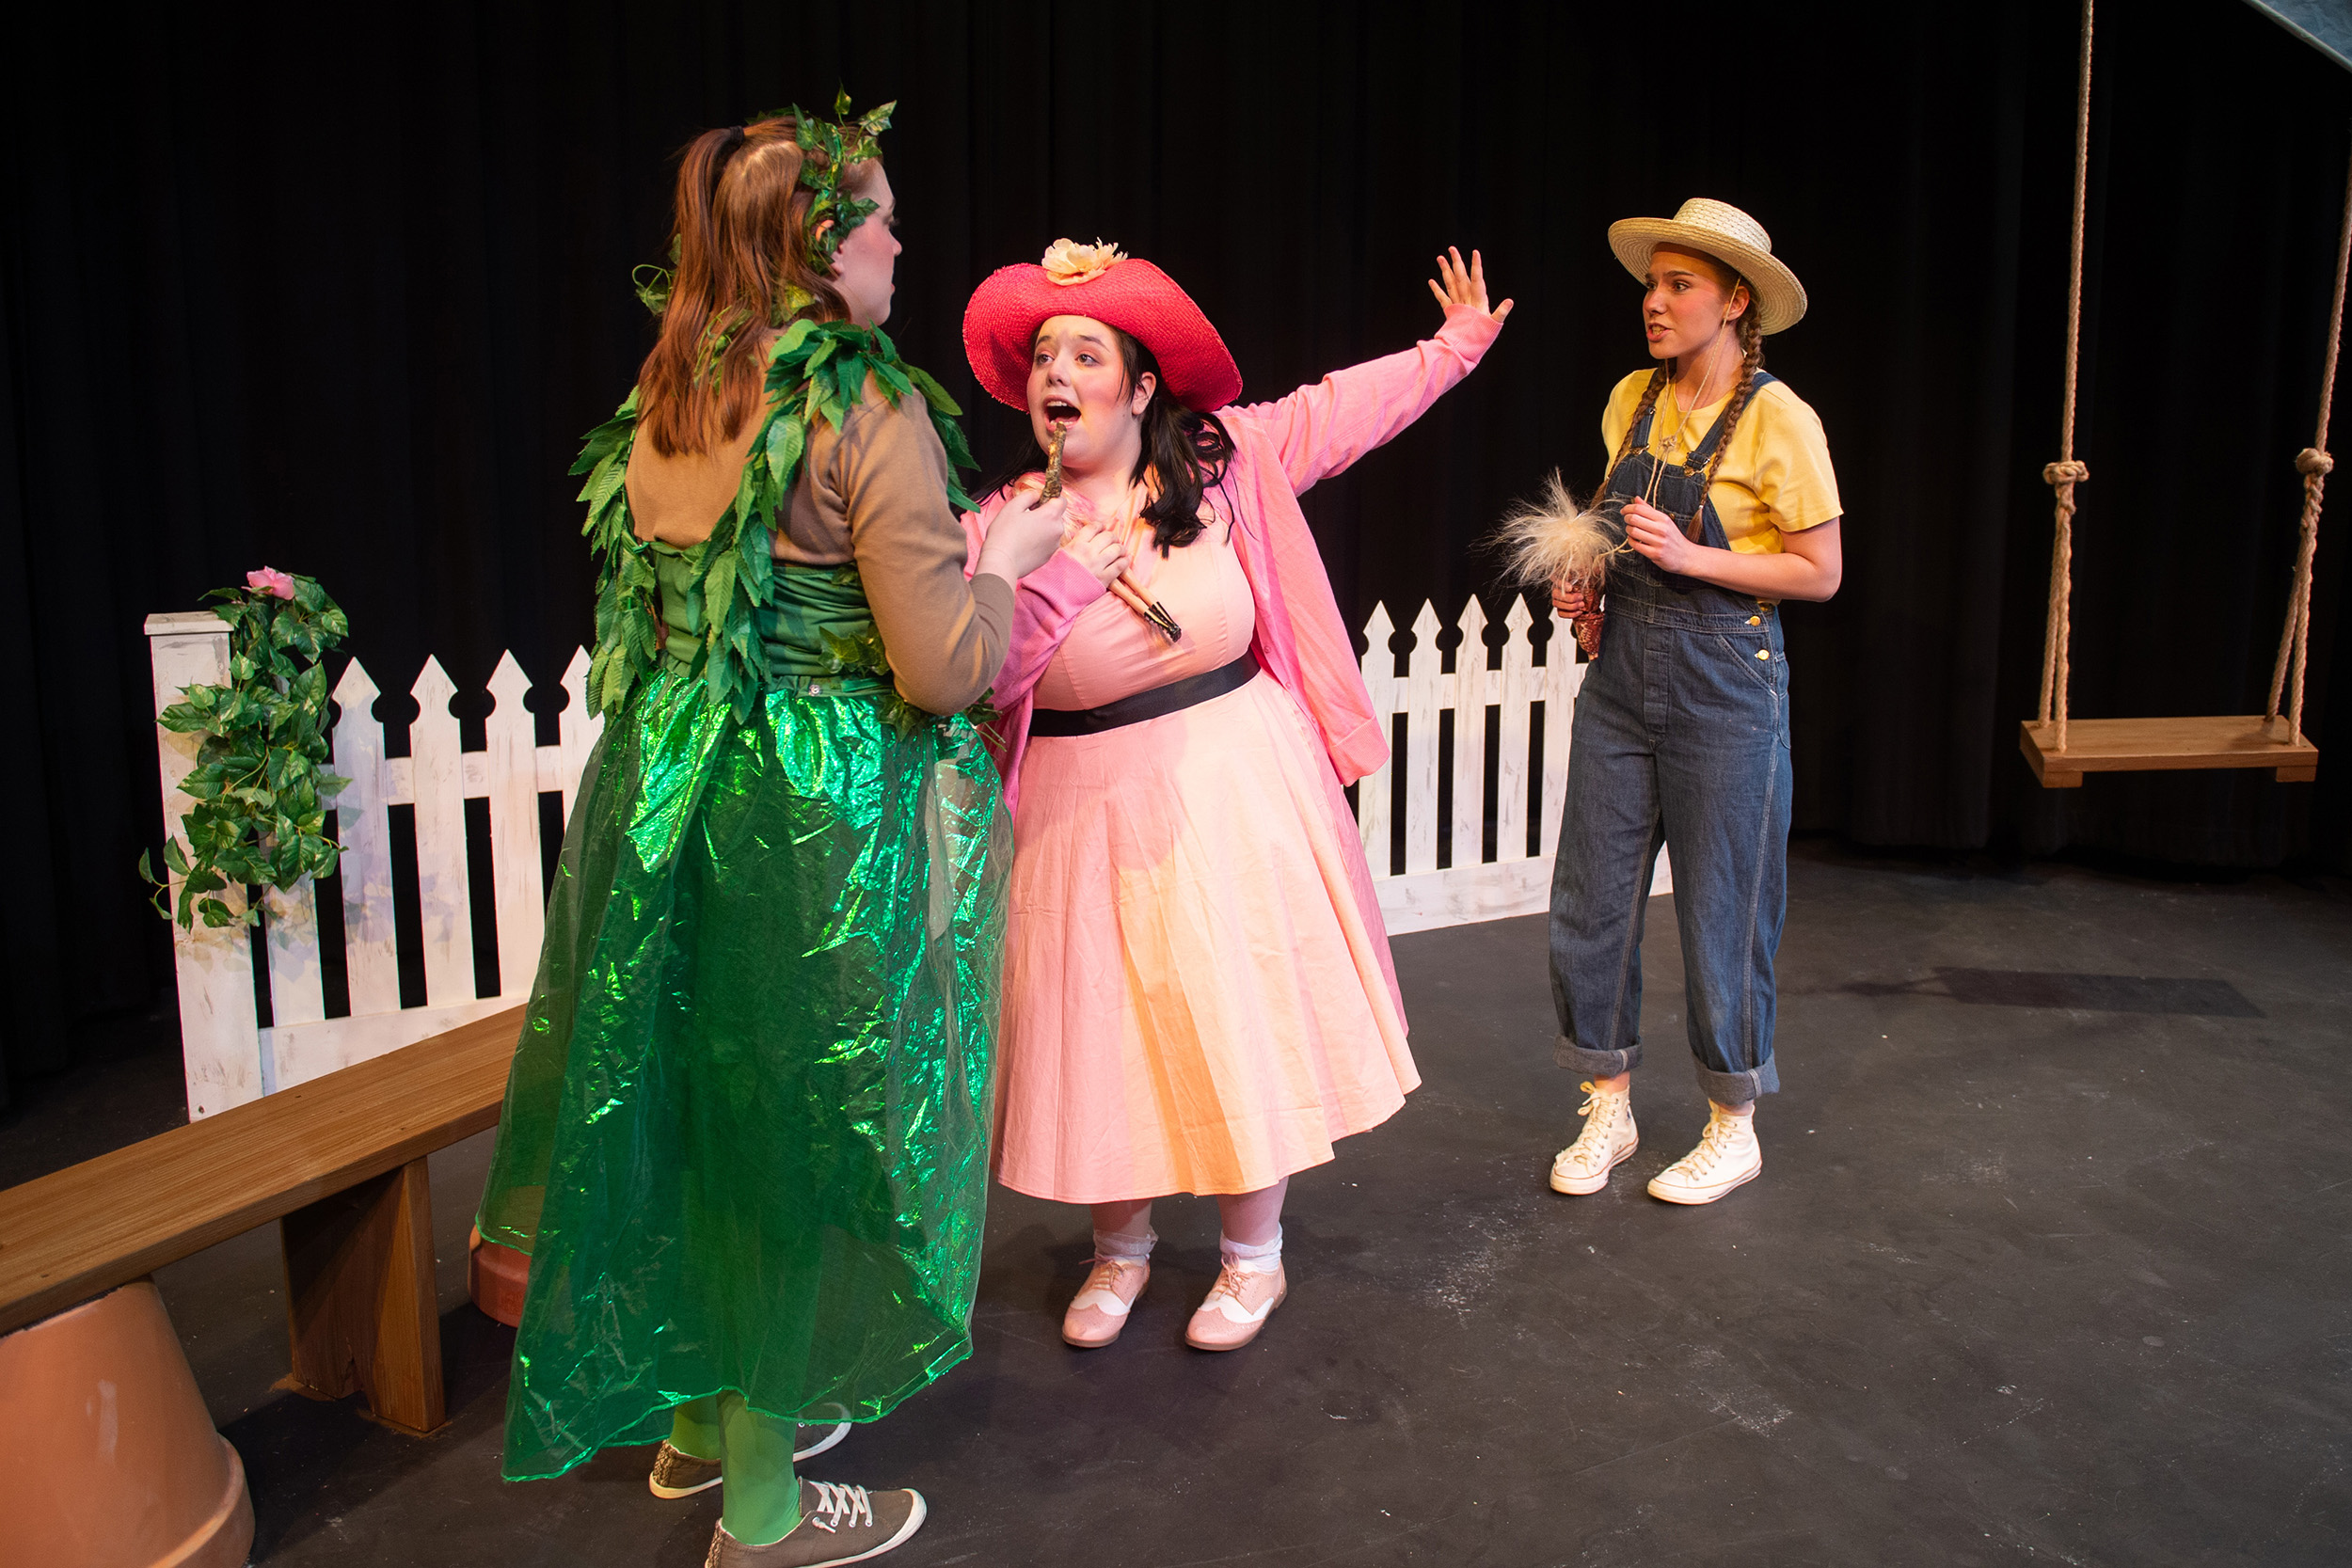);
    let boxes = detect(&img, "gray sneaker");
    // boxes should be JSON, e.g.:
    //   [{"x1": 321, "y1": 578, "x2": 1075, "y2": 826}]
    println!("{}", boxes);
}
[
  {"x1": 793, "y1": 1421, "x2": 850, "y2": 1461},
  {"x1": 649, "y1": 1425, "x2": 853, "y2": 1498},
  {"x1": 703, "y1": 1481, "x2": 926, "y2": 1566},
  {"x1": 649, "y1": 1440, "x2": 722, "y2": 1498}
]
